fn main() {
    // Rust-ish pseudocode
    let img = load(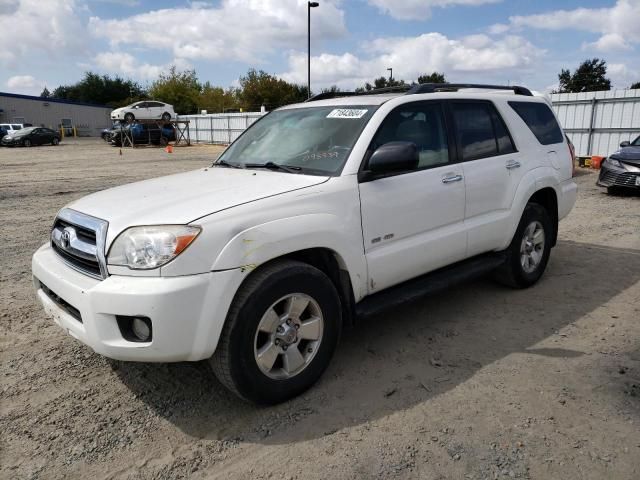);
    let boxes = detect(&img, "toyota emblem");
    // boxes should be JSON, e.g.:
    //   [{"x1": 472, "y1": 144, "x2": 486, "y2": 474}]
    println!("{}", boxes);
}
[{"x1": 61, "y1": 228, "x2": 73, "y2": 249}]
